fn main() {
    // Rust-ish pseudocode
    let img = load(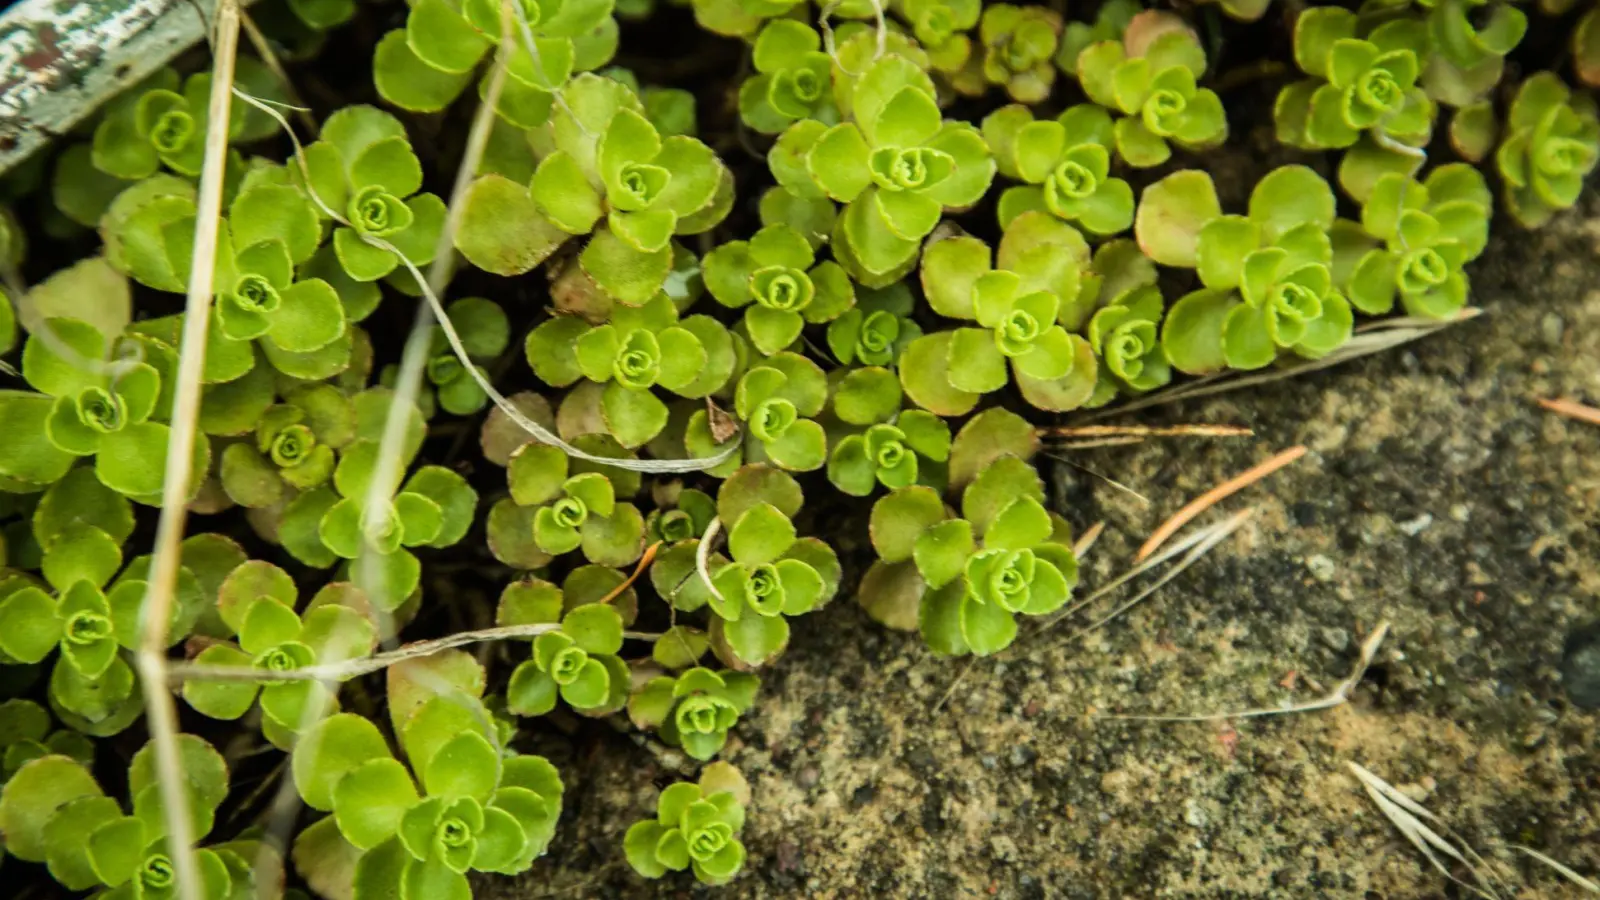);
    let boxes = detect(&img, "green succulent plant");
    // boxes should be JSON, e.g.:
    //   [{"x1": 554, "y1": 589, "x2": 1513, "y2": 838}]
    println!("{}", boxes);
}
[
  {"x1": 600, "y1": 67, "x2": 700, "y2": 137},
  {"x1": 529, "y1": 75, "x2": 728, "y2": 303},
  {"x1": 5, "y1": 1, "x2": 1592, "y2": 895},
  {"x1": 292, "y1": 711, "x2": 562, "y2": 898},
  {"x1": 18, "y1": 318, "x2": 189, "y2": 502},
  {"x1": 0, "y1": 736, "x2": 252, "y2": 895},
  {"x1": 624, "y1": 764, "x2": 748, "y2": 884},
  {"x1": 915, "y1": 226, "x2": 1090, "y2": 398},
  {"x1": 1077, "y1": 25, "x2": 1227, "y2": 166},
  {"x1": 796, "y1": 54, "x2": 994, "y2": 286},
  {"x1": 1155, "y1": 166, "x2": 1354, "y2": 373},
  {"x1": 527, "y1": 293, "x2": 734, "y2": 447},
  {"x1": 506, "y1": 602, "x2": 631, "y2": 715},
  {"x1": 739, "y1": 20, "x2": 839, "y2": 134},
  {"x1": 377, "y1": 0, "x2": 617, "y2": 121},
  {"x1": 1345, "y1": 170, "x2": 1484, "y2": 319},
  {"x1": 896, "y1": 0, "x2": 980, "y2": 75},
  {"x1": 309, "y1": 440, "x2": 480, "y2": 603},
  {"x1": 1054, "y1": 0, "x2": 1139, "y2": 78},
  {"x1": 689, "y1": 0, "x2": 801, "y2": 38},
  {"x1": 0, "y1": 700, "x2": 94, "y2": 781},
  {"x1": 0, "y1": 540, "x2": 150, "y2": 730},
  {"x1": 870, "y1": 456, "x2": 1078, "y2": 656},
  {"x1": 984, "y1": 103, "x2": 1136, "y2": 234},
  {"x1": 298, "y1": 106, "x2": 448, "y2": 283},
  {"x1": 719, "y1": 352, "x2": 831, "y2": 472},
  {"x1": 215, "y1": 185, "x2": 348, "y2": 355},
  {"x1": 707, "y1": 501, "x2": 839, "y2": 665},
  {"x1": 627, "y1": 667, "x2": 759, "y2": 759},
  {"x1": 1420, "y1": 0, "x2": 1527, "y2": 73},
  {"x1": 424, "y1": 298, "x2": 512, "y2": 416},
  {"x1": 704, "y1": 223, "x2": 856, "y2": 356},
  {"x1": 507, "y1": 444, "x2": 645, "y2": 566},
  {"x1": 1278, "y1": 11, "x2": 1434, "y2": 150},
  {"x1": 220, "y1": 385, "x2": 355, "y2": 509},
  {"x1": 827, "y1": 412, "x2": 951, "y2": 497},
  {"x1": 289, "y1": 0, "x2": 358, "y2": 29},
  {"x1": 825, "y1": 281, "x2": 923, "y2": 366},
  {"x1": 1496, "y1": 73, "x2": 1600, "y2": 227},
  {"x1": 1088, "y1": 286, "x2": 1171, "y2": 393},
  {"x1": 90, "y1": 65, "x2": 281, "y2": 181},
  {"x1": 0, "y1": 535, "x2": 197, "y2": 734},
  {"x1": 645, "y1": 487, "x2": 717, "y2": 543},
  {"x1": 956, "y1": 4, "x2": 1063, "y2": 103}
]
